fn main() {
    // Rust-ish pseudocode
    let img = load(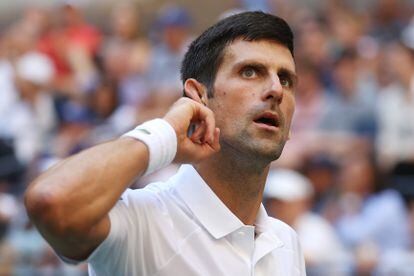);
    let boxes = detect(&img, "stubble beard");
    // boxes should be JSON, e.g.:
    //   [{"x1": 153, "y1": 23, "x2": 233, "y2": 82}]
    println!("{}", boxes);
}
[{"x1": 220, "y1": 124, "x2": 288, "y2": 167}]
